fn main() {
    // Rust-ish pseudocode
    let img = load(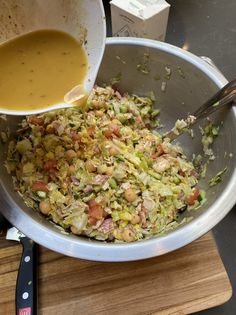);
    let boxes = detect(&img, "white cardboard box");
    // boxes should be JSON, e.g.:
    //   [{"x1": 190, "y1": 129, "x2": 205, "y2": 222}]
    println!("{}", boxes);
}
[{"x1": 110, "y1": 0, "x2": 170, "y2": 41}]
